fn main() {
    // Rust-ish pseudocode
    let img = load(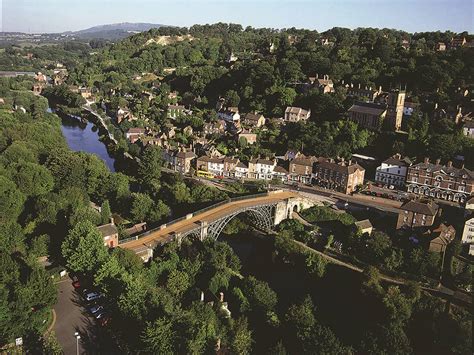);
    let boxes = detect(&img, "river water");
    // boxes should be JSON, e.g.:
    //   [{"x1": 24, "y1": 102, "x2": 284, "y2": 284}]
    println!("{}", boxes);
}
[{"x1": 60, "y1": 115, "x2": 116, "y2": 171}]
